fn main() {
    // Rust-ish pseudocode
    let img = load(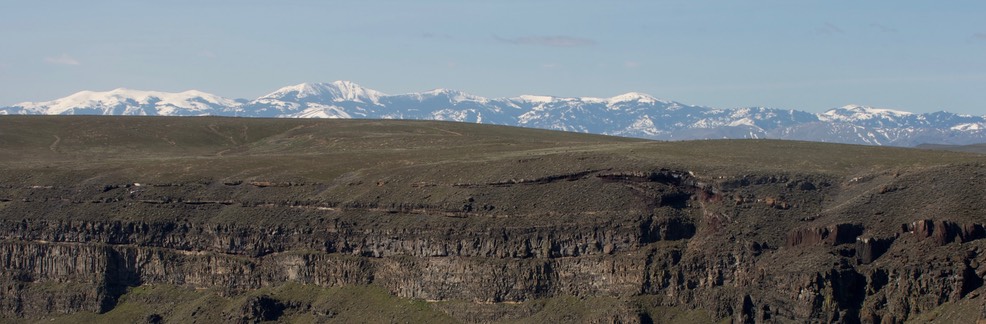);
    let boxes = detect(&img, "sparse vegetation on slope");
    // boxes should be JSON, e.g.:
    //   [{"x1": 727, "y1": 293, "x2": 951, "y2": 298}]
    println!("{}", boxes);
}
[{"x1": 1, "y1": 116, "x2": 985, "y2": 323}]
